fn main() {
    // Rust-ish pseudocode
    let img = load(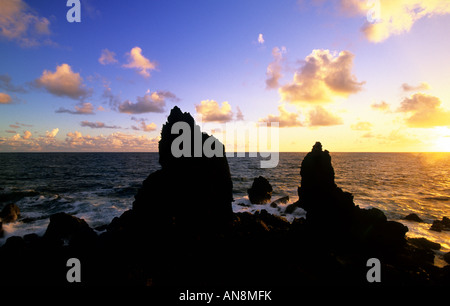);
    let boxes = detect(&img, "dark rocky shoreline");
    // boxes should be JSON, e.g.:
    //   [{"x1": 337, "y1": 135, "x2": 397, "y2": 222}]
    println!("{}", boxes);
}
[{"x1": 1, "y1": 107, "x2": 449, "y2": 286}]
